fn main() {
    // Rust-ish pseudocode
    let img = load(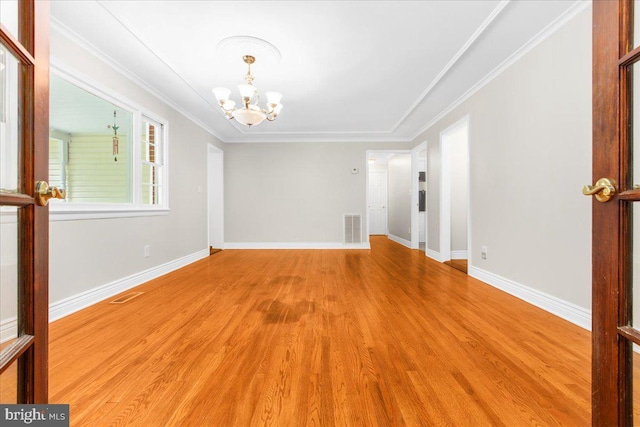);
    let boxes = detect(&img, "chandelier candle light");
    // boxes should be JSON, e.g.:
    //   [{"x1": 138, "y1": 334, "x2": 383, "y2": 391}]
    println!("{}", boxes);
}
[{"x1": 212, "y1": 55, "x2": 283, "y2": 127}]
